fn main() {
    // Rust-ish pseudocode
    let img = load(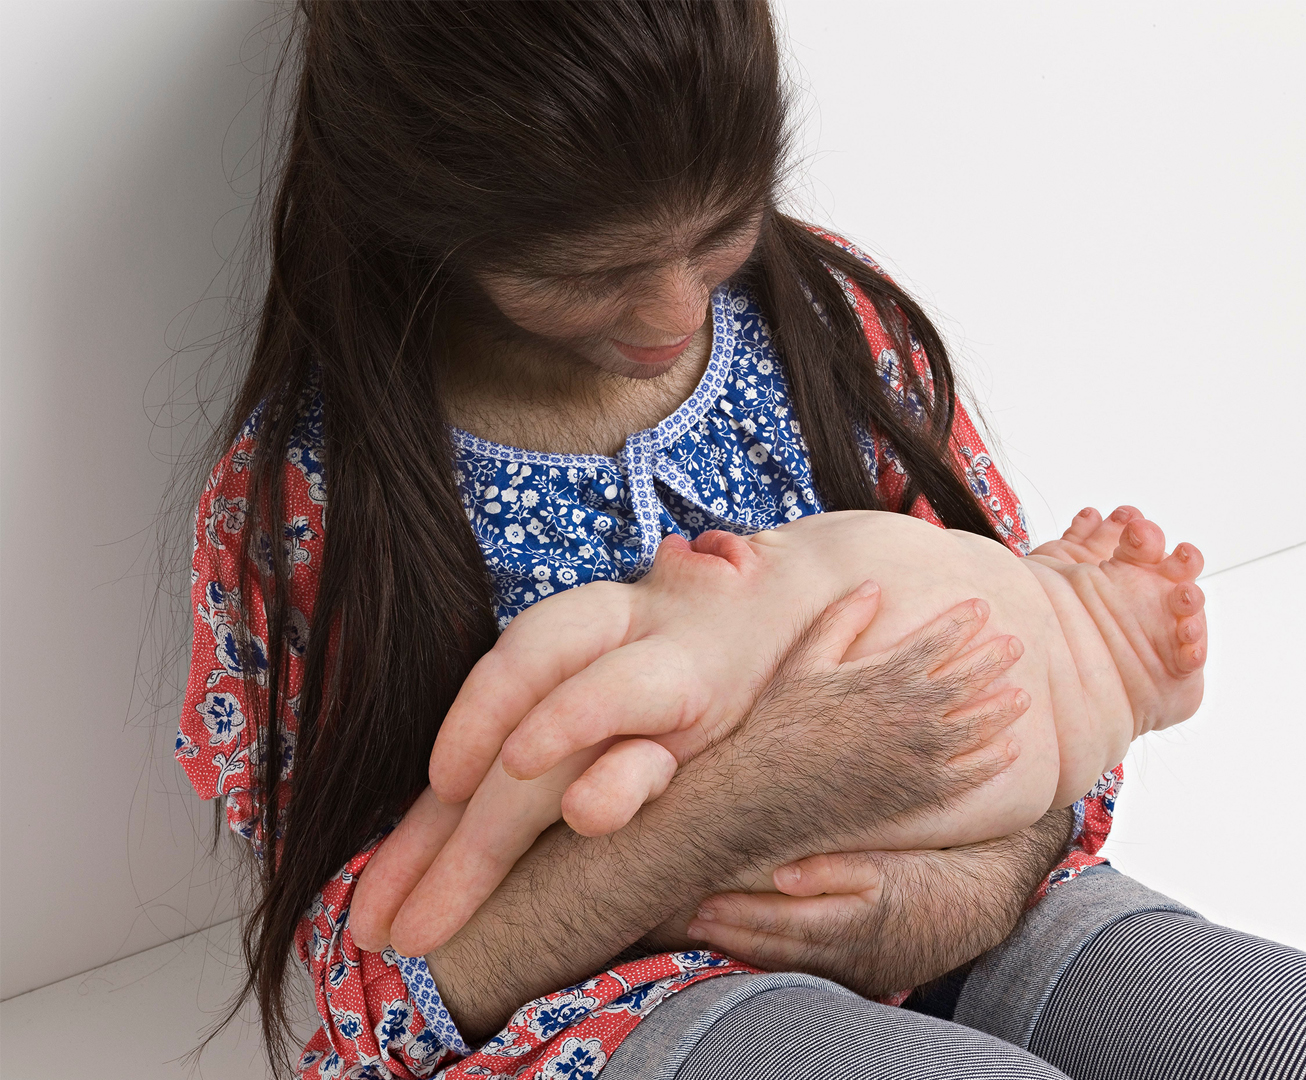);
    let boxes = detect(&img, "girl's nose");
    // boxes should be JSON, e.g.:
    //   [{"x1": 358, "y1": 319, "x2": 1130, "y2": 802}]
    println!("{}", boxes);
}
[{"x1": 633, "y1": 261, "x2": 713, "y2": 337}]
